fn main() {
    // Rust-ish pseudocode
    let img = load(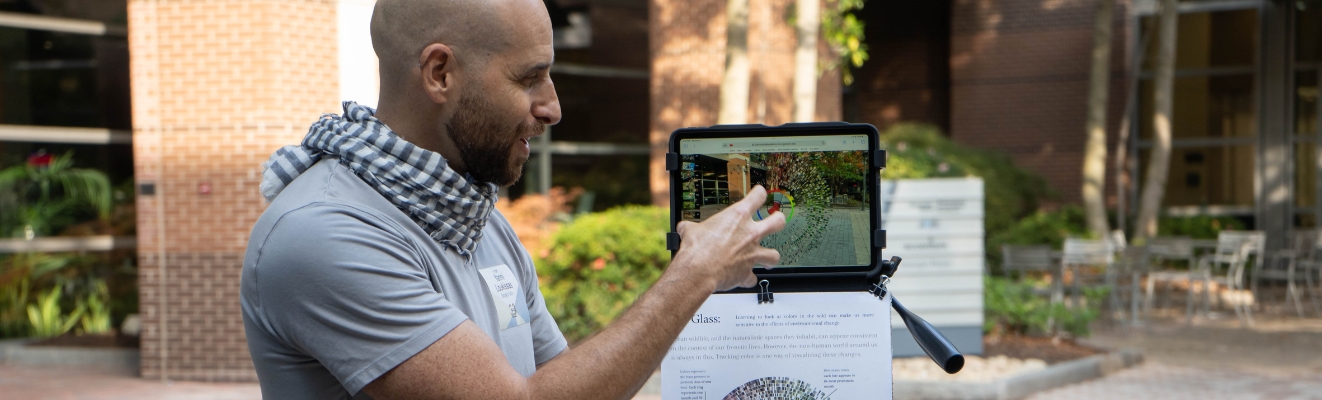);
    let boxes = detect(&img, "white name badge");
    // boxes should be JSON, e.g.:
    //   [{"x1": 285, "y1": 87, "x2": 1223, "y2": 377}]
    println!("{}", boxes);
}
[{"x1": 478, "y1": 264, "x2": 530, "y2": 330}]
